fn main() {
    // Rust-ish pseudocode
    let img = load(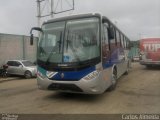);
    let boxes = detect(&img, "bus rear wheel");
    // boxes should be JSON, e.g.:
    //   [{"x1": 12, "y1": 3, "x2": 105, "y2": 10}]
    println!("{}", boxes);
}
[{"x1": 108, "y1": 68, "x2": 117, "y2": 91}]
